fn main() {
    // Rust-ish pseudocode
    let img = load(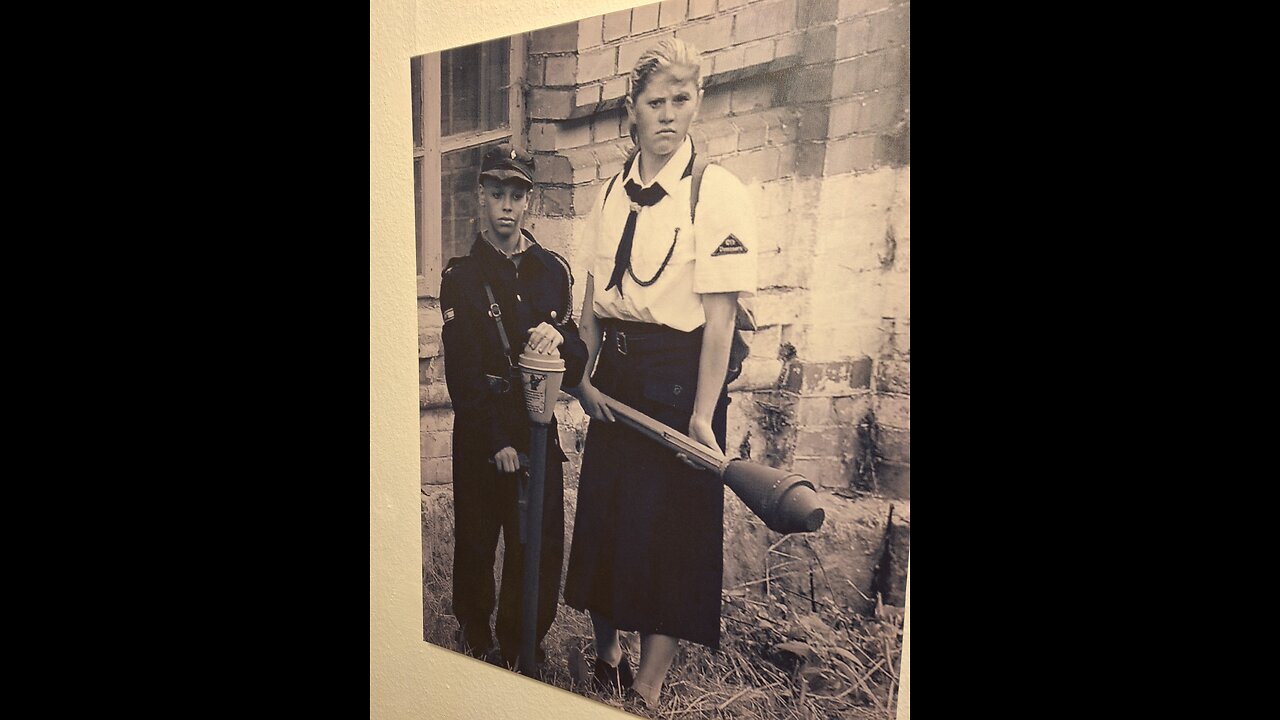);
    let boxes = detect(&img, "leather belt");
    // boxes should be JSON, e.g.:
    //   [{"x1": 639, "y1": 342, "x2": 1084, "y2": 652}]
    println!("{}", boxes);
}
[{"x1": 603, "y1": 321, "x2": 702, "y2": 357}]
